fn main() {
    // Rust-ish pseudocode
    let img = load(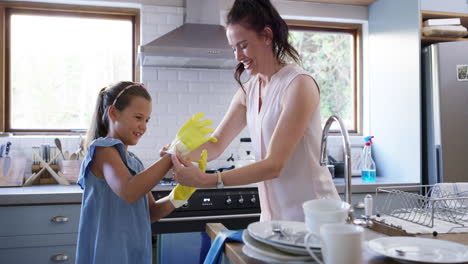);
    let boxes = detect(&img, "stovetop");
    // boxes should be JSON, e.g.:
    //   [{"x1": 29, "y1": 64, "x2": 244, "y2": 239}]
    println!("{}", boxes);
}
[
  {"x1": 153, "y1": 177, "x2": 258, "y2": 190},
  {"x1": 152, "y1": 178, "x2": 259, "y2": 212}
]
